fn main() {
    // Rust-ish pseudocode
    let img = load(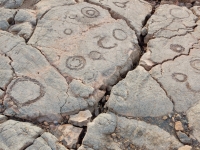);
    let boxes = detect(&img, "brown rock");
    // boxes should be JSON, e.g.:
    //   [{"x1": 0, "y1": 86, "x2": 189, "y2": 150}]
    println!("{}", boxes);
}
[
  {"x1": 175, "y1": 121, "x2": 184, "y2": 131},
  {"x1": 178, "y1": 145, "x2": 192, "y2": 150}
]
